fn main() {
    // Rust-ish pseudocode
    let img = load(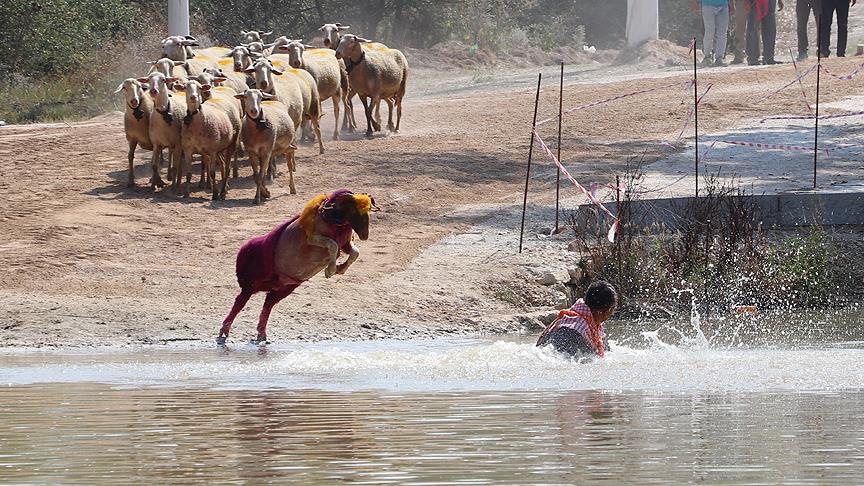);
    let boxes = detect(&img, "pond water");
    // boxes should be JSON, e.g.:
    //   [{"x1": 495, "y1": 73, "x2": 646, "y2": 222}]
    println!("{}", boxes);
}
[{"x1": 2, "y1": 316, "x2": 864, "y2": 484}]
